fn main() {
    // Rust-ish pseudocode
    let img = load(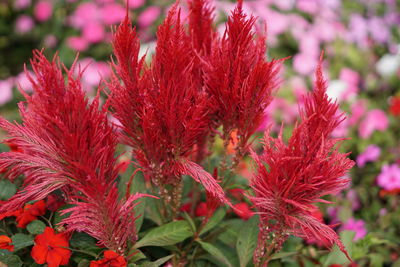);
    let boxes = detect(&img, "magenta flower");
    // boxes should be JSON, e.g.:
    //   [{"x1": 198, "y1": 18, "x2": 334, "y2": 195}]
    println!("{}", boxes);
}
[
  {"x1": 34, "y1": 1, "x2": 53, "y2": 22},
  {"x1": 67, "y1": 36, "x2": 89, "y2": 52},
  {"x1": 0, "y1": 79, "x2": 13, "y2": 106},
  {"x1": 340, "y1": 218, "x2": 367, "y2": 241},
  {"x1": 82, "y1": 22, "x2": 105, "y2": 43},
  {"x1": 357, "y1": 145, "x2": 381, "y2": 167},
  {"x1": 359, "y1": 109, "x2": 389, "y2": 139},
  {"x1": 138, "y1": 6, "x2": 161, "y2": 27},
  {"x1": 100, "y1": 3, "x2": 125, "y2": 25},
  {"x1": 15, "y1": 15, "x2": 34, "y2": 34},
  {"x1": 377, "y1": 164, "x2": 400, "y2": 191}
]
